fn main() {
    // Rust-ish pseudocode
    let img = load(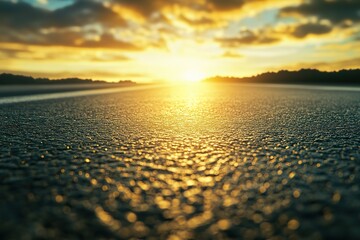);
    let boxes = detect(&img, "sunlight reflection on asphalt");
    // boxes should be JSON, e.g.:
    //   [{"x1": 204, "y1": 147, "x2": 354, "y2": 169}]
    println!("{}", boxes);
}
[{"x1": 0, "y1": 84, "x2": 163, "y2": 105}]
